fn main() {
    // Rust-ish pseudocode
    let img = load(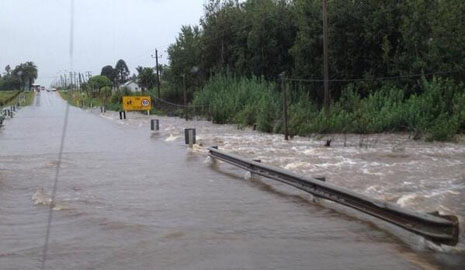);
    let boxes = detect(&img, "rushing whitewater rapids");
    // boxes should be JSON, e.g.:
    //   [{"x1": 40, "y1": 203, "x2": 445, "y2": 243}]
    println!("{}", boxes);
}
[{"x1": 0, "y1": 91, "x2": 464, "y2": 269}]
